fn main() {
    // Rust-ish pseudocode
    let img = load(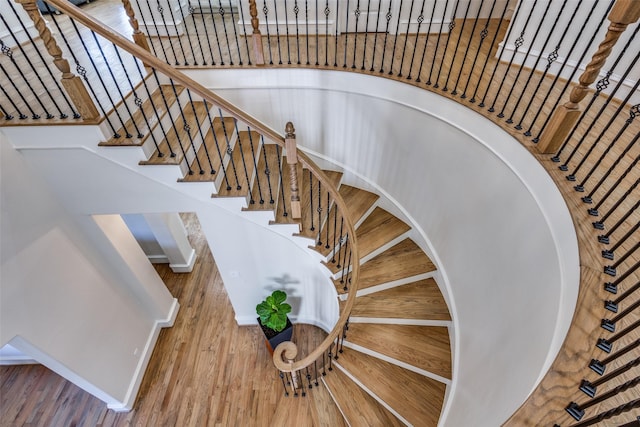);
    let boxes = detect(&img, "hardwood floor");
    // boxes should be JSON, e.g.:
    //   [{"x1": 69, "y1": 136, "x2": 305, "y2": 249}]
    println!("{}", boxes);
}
[{"x1": 0, "y1": 213, "x2": 346, "y2": 427}]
